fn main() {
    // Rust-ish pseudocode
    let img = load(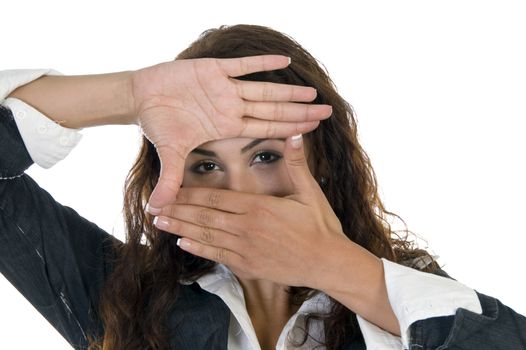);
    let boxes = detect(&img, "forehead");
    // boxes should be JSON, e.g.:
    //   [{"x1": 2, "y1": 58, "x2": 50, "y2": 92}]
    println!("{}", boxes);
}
[
  {"x1": 196, "y1": 137, "x2": 256, "y2": 150},
  {"x1": 193, "y1": 137, "x2": 288, "y2": 154}
]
